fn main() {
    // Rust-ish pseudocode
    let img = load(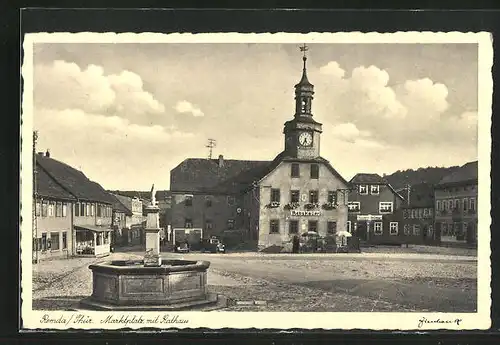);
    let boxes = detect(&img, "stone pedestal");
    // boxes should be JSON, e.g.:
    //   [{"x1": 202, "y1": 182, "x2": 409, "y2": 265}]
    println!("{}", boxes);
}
[{"x1": 144, "y1": 204, "x2": 161, "y2": 267}]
